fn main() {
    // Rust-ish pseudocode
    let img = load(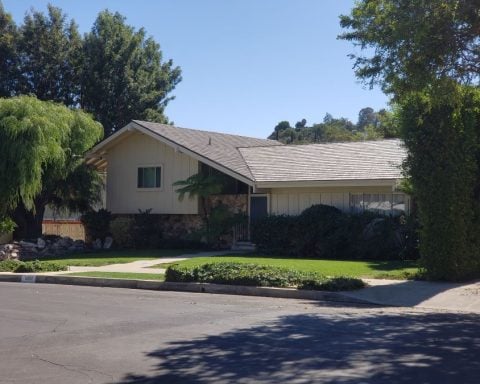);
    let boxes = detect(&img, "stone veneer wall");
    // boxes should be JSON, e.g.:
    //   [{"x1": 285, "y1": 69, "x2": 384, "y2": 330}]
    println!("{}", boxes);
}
[
  {"x1": 113, "y1": 194, "x2": 248, "y2": 245},
  {"x1": 207, "y1": 194, "x2": 248, "y2": 215},
  {"x1": 113, "y1": 214, "x2": 203, "y2": 240}
]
